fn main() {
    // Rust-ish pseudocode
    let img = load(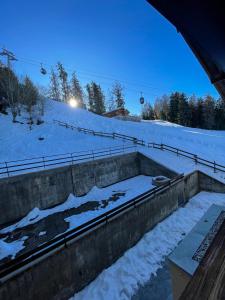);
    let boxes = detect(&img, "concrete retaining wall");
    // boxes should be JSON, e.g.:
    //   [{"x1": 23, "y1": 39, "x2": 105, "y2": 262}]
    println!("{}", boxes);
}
[
  {"x1": 198, "y1": 171, "x2": 225, "y2": 193},
  {"x1": 138, "y1": 153, "x2": 177, "y2": 178},
  {"x1": 183, "y1": 171, "x2": 199, "y2": 205},
  {"x1": 0, "y1": 152, "x2": 177, "y2": 227},
  {"x1": 0, "y1": 176, "x2": 185, "y2": 300}
]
